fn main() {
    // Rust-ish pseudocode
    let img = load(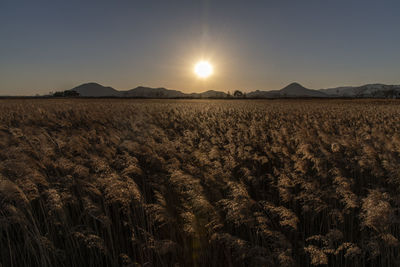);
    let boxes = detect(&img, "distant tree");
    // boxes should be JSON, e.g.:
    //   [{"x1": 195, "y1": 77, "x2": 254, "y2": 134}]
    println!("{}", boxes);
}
[
  {"x1": 227, "y1": 91, "x2": 232, "y2": 98},
  {"x1": 64, "y1": 90, "x2": 80, "y2": 97},
  {"x1": 53, "y1": 90, "x2": 80, "y2": 97},
  {"x1": 53, "y1": 91, "x2": 64, "y2": 97},
  {"x1": 233, "y1": 90, "x2": 243, "y2": 98}
]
